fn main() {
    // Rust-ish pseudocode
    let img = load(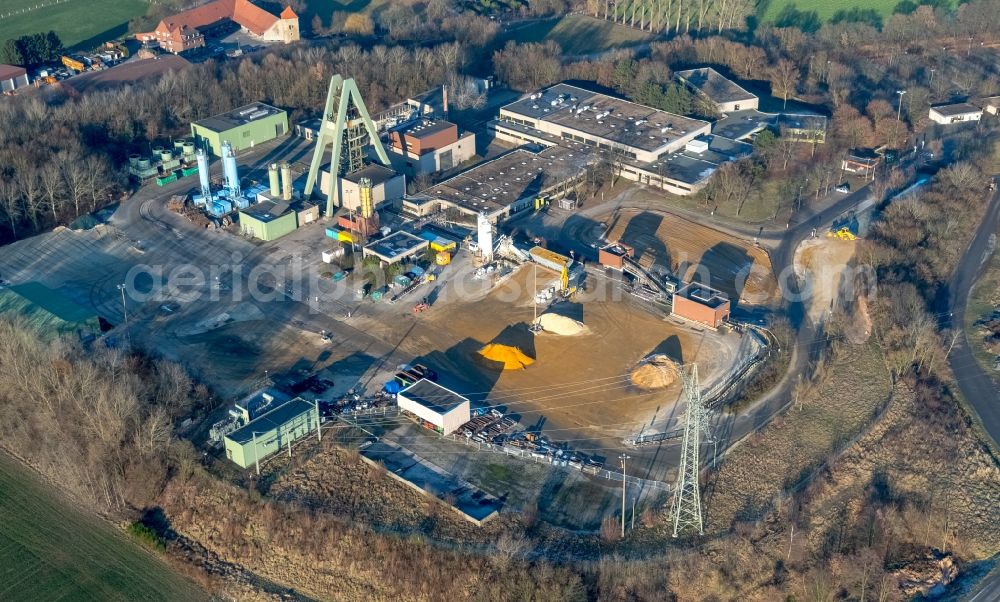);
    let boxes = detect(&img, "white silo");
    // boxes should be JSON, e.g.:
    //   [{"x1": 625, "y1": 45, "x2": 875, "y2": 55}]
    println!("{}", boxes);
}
[
  {"x1": 268, "y1": 163, "x2": 280, "y2": 197},
  {"x1": 196, "y1": 148, "x2": 211, "y2": 198},
  {"x1": 477, "y1": 212, "x2": 493, "y2": 263},
  {"x1": 280, "y1": 163, "x2": 292, "y2": 201},
  {"x1": 222, "y1": 141, "x2": 240, "y2": 198}
]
